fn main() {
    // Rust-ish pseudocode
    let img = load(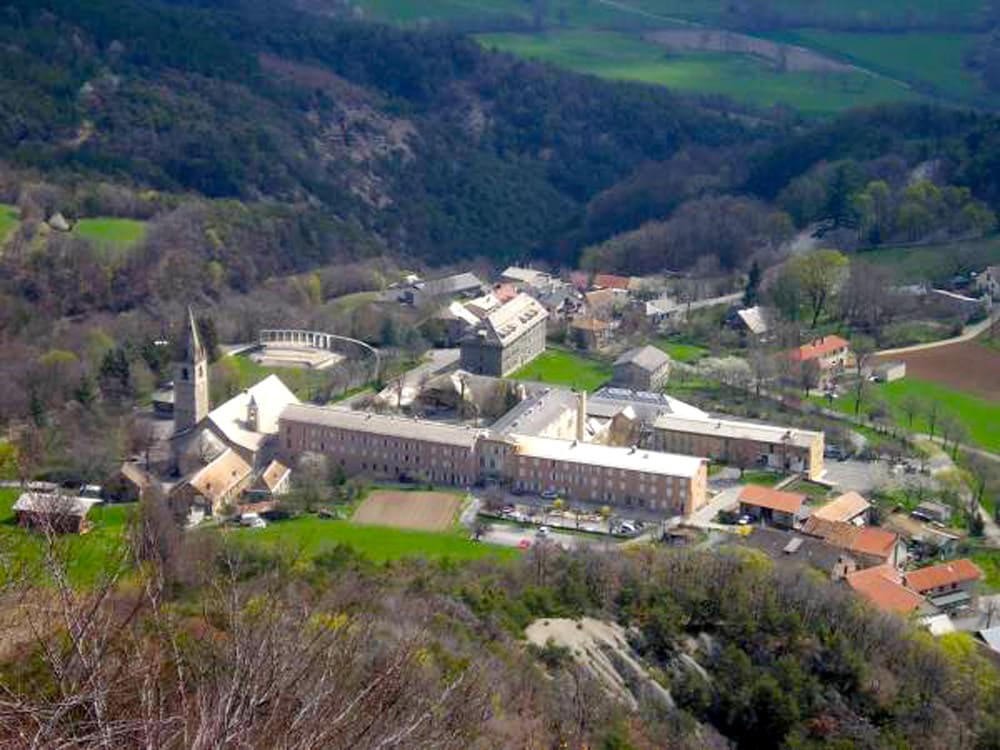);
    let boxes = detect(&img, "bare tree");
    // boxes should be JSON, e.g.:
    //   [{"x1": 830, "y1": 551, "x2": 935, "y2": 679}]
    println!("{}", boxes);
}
[{"x1": 850, "y1": 335, "x2": 876, "y2": 417}]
